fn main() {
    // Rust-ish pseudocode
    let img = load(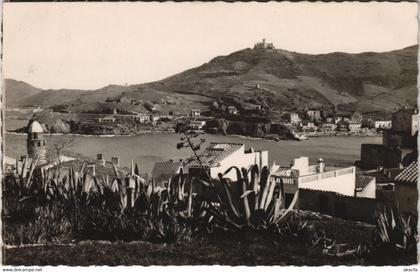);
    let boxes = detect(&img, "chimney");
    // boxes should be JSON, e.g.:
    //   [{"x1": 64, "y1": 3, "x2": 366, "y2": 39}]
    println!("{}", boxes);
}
[
  {"x1": 111, "y1": 156, "x2": 120, "y2": 167},
  {"x1": 317, "y1": 158, "x2": 325, "y2": 173},
  {"x1": 97, "y1": 153, "x2": 105, "y2": 166},
  {"x1": 88, "y1": 164, "x2": 96, "y2": 177}
]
